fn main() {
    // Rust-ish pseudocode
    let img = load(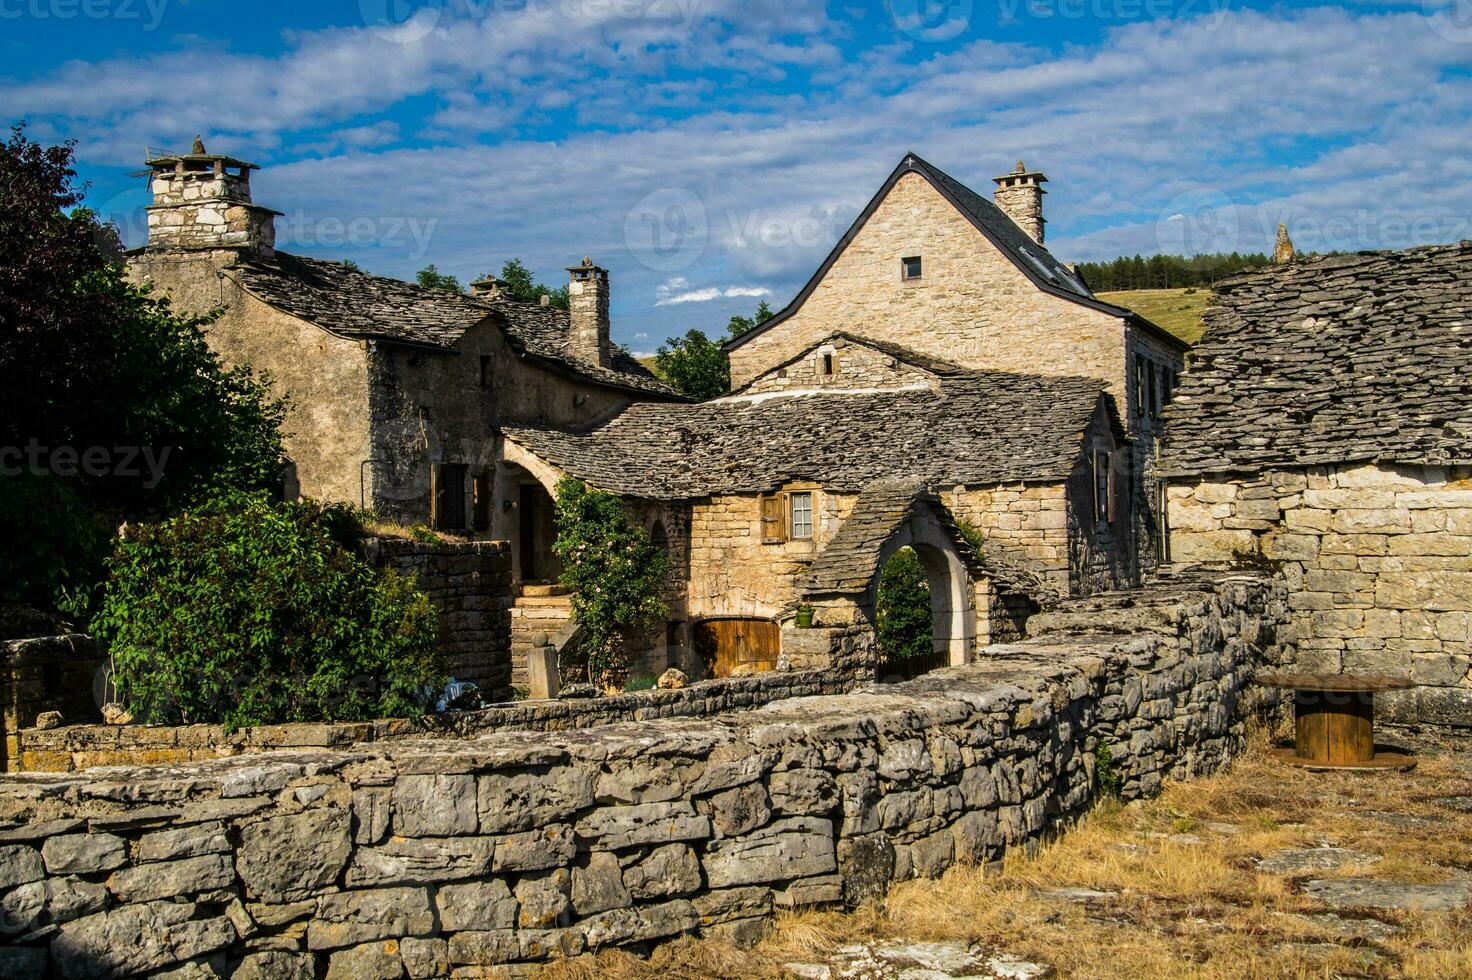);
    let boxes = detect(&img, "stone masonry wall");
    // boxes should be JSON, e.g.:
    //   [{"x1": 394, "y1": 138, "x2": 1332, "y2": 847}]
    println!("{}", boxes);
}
[
  {"x1": 741, "y1": 338, "x2": 940, "y2": 395},
  {"x1": 0, "y1": 636, "x2": 105, "y2": 772},
  {"x1": 727, "y1": 171, "x2": 1132, "y2": 405},
  {"x1": 0, "y1": 574, "x2": 1286, "y2": 978},
  {"x1": 365, "y1": 538, "x2": 515, "y2": 700},
  {"x1": 1167, "y1": 462, "x2": 1472, "y2": 729}
]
